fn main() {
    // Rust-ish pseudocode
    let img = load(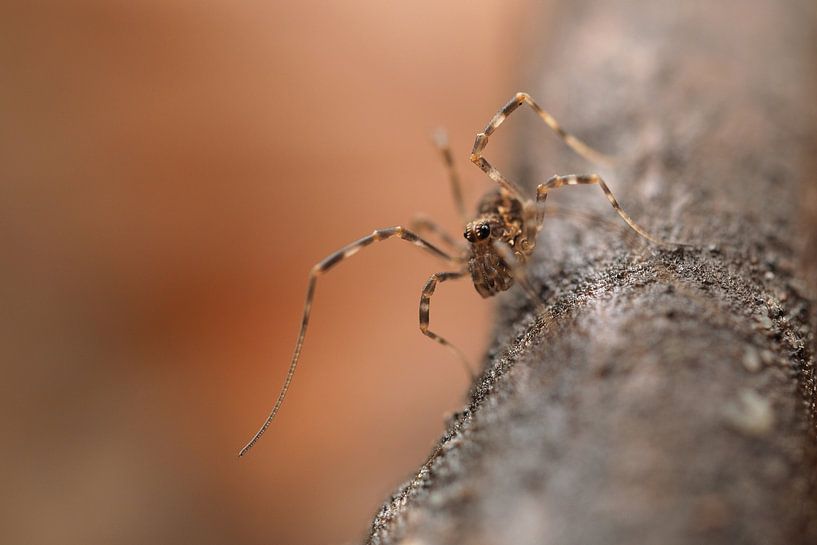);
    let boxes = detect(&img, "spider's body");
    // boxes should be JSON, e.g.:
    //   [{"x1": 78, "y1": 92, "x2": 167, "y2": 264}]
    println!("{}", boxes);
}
[
  {"x1": 464, "y1": 188, "x2": 528, "y2": 298},
  {"x1": 239, "y1": 92, "x2": 677, "y2": 457}
]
